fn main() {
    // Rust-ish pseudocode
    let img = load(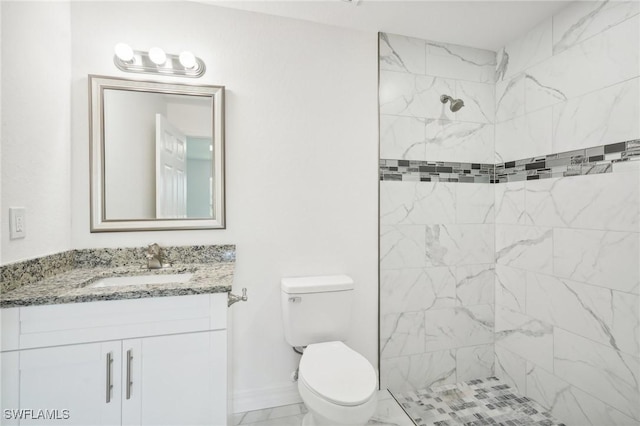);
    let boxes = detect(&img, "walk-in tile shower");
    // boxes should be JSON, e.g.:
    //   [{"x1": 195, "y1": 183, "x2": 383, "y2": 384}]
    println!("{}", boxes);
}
[{"x1": 378, "y1": 2, "x2": 640, "y2": 424}]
